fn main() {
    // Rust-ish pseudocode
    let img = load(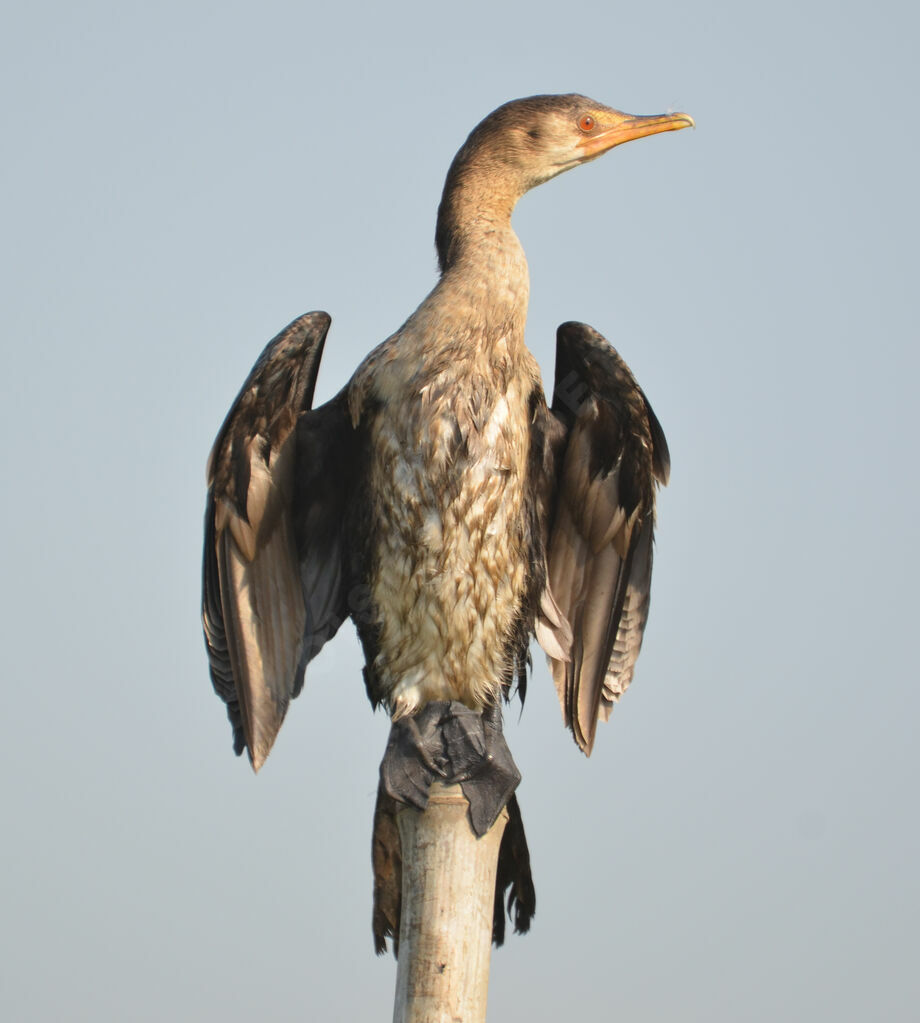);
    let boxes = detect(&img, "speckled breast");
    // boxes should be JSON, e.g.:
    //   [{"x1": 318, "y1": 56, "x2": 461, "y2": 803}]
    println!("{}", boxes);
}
[{"x1": 365, "y1": 353, "x2": 534, "y2": 718}]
